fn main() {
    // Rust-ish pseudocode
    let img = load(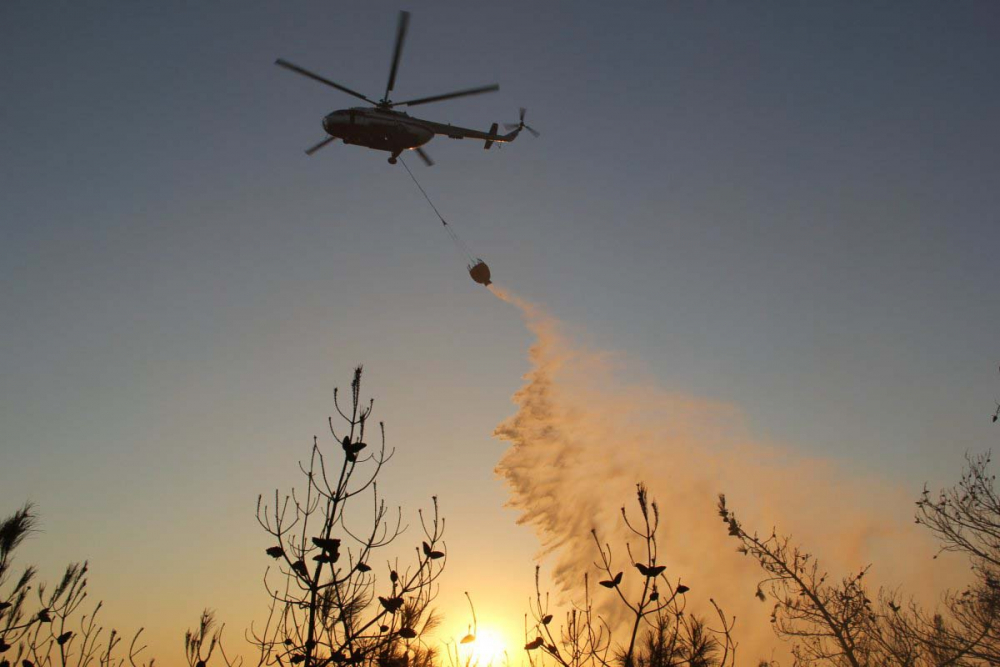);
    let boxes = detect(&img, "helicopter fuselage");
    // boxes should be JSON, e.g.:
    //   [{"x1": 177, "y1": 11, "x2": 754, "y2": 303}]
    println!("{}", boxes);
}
[
  {"x1": 323, "y1": 107, "x2": 434, "y2": 154},
  {"x1": 321, "y1": 107, "x2": 517, "y2": 162}
]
